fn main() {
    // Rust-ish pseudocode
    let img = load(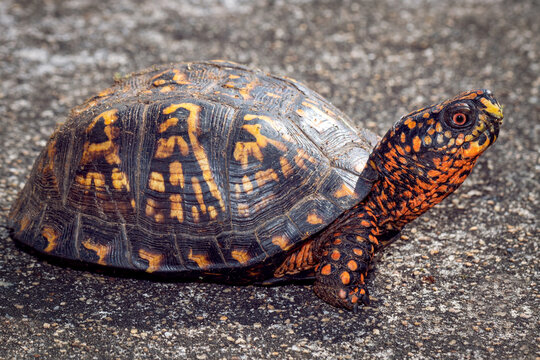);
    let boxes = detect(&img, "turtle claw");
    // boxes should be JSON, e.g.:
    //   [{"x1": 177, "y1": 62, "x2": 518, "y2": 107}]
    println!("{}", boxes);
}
[{"x1": 314, "y1": 281, "x2": 370, "y2": 311}]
